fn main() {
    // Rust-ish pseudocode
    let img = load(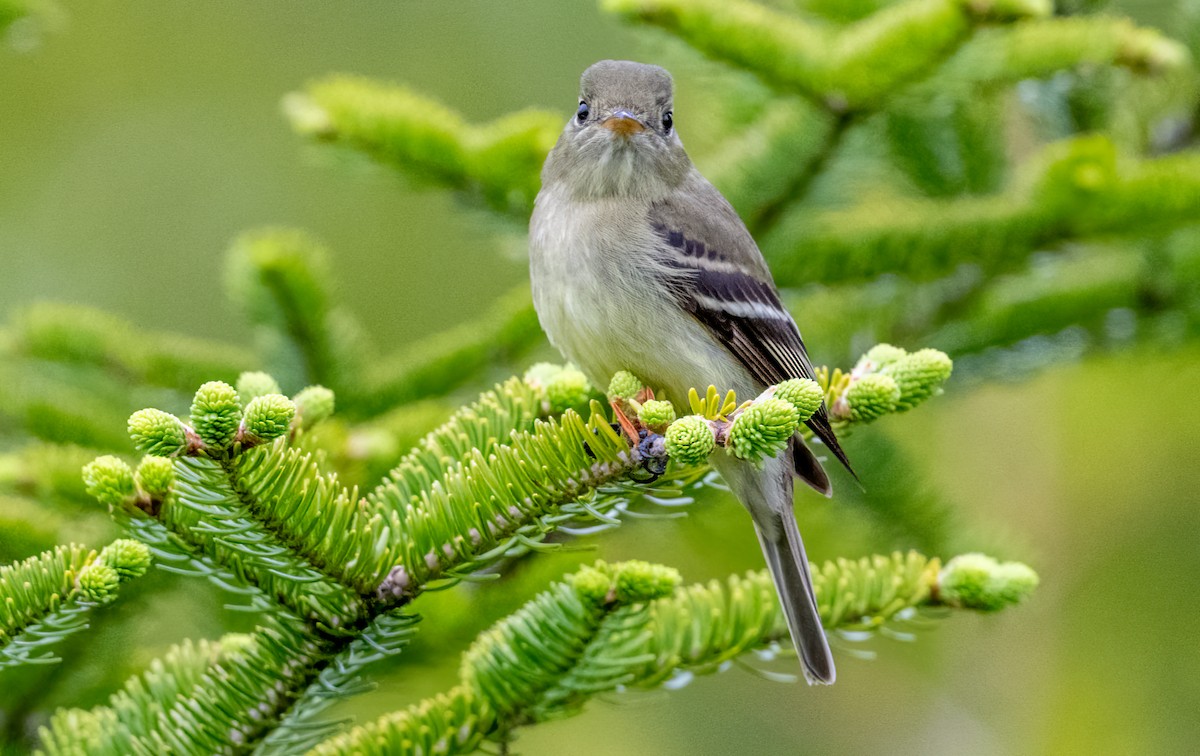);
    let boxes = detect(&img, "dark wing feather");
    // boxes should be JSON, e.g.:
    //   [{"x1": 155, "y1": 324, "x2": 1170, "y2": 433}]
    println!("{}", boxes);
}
[{"x1": 648, "y1": 185, "x2": 855, "y2": 479}]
